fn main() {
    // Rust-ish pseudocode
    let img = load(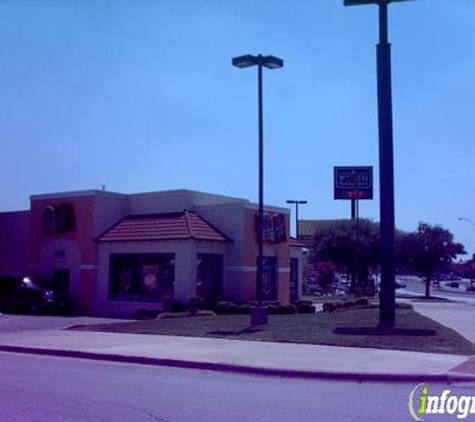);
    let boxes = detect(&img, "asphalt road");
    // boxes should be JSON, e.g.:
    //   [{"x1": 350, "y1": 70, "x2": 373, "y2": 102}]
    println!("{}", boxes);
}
[
  {"x1": 1, "y1": 352, "x2": 473, "y2": 422},
  {"x1": 399, "y1": 277, "x2": 475, "y2": 304}
]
